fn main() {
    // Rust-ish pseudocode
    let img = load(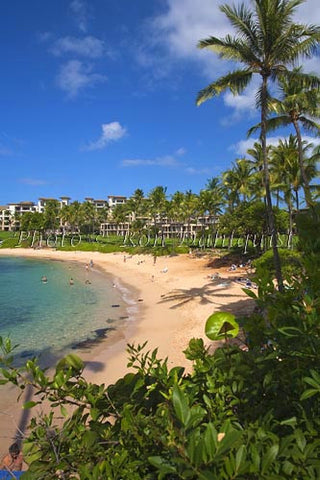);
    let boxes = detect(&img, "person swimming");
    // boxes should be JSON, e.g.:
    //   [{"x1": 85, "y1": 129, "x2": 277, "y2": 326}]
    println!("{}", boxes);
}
[{"x1": 41, "y1": 275, "x2": 48, "y2": 283}]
